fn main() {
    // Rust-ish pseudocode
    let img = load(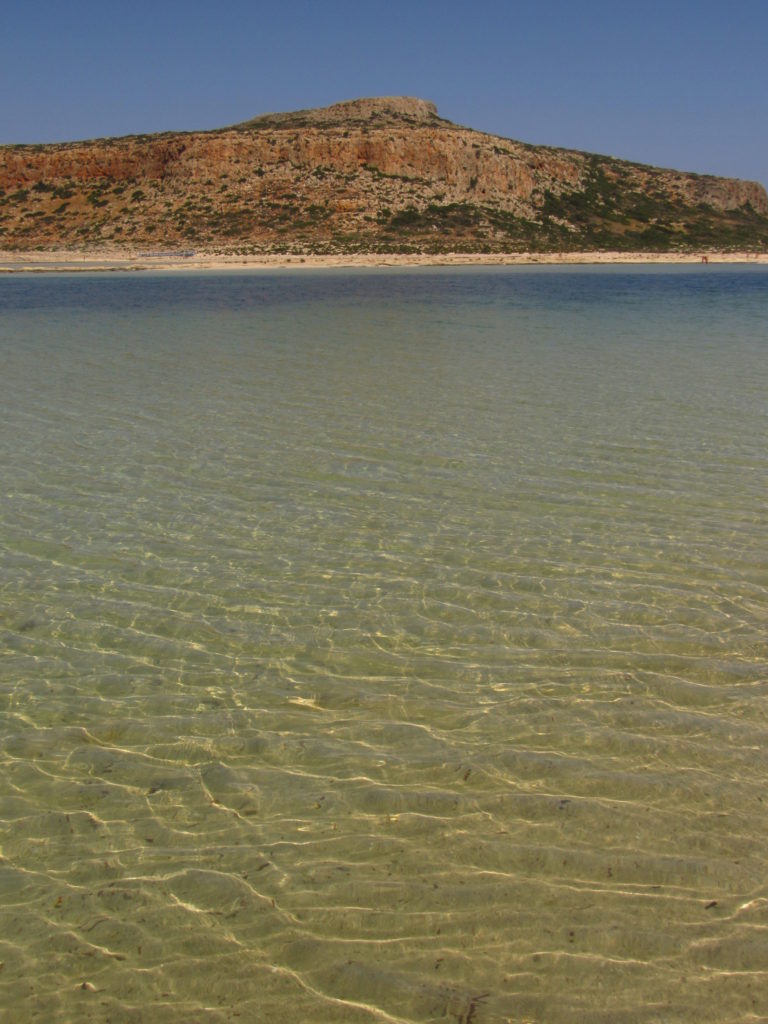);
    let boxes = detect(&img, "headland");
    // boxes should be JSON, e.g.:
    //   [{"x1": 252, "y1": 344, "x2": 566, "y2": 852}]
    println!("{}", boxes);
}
[{"x1": 1, "y1": 97, "x2": 767, "y2": 258}]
